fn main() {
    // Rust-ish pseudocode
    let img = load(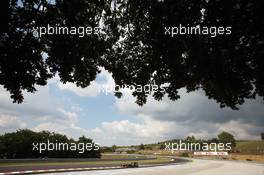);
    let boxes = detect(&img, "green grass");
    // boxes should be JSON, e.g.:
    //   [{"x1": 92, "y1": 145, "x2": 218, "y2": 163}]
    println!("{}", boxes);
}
[
  {"x1": 101, "y1": 154, "x2": 149, "y2": 159},
  {"x1": 0, "y1": 157, "x2": 171, "y2": 167},
  {"x1": 236, "y1": 141, "x2": 264, "y2": 155}
]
